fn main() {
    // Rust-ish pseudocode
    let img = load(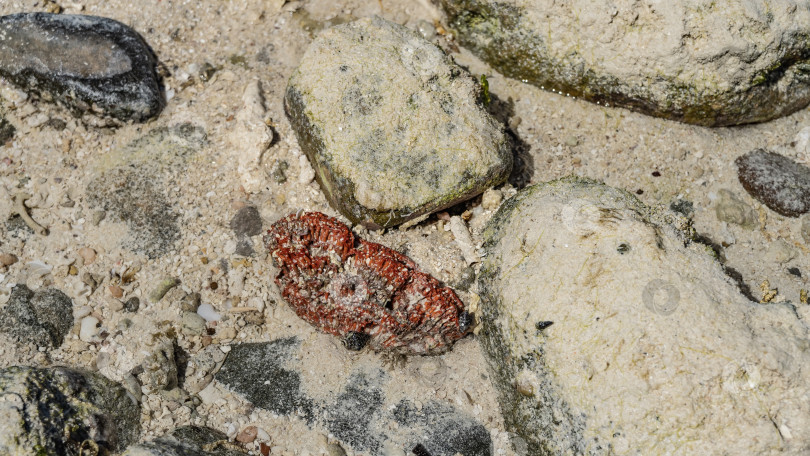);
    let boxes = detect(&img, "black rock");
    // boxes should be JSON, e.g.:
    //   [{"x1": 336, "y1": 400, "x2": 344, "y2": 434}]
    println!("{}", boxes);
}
[
  {"x1": 326, "y1": 369, "x2": 387, "y2": 453},
  {"x1": 736, "y1": 149, "x2": 810, "y2": 217},
  {"x1": 393, "y1": 400, "x2": 492, "y2": 456},
  {"x1": 230, "y1": 206, "x2": 262, "y2": 237},
  {"x1": 0, "y1": 116, "x2": 14, "y2": 143},
  {"x1": 0, "y1": 13, "x2": 163, "y2": 122},
  {"x1": 121, "y1": 426, "x2": 246, "y2": 456},
  {"x1": 0, "y1": 284, "x2": 73, "y2": 348},
  {"x1": 215, "y1": 338, "x2": 314, "y2": 420},
  {"x1": 0, "y1": 365, "x2": 140, "y2": 455}
]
